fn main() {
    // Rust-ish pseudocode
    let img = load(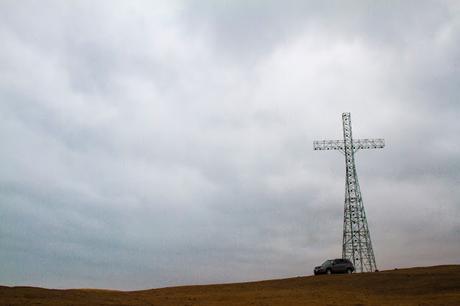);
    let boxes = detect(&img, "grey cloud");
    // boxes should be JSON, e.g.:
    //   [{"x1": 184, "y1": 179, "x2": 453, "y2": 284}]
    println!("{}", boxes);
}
[{"x1": 1, "y1": 0, "x2": 459, "y2": 290}]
